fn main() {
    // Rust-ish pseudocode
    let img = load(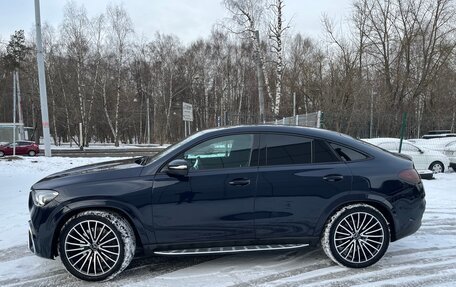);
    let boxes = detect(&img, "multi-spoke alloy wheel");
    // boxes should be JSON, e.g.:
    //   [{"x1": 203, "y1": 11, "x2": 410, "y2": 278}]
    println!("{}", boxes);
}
[
  {"x1": 429, "y1": 161, "x2": 444, "y2": 173},
  {"x1": 321, "y1": 204, "x2": 390, "y2": 268},
  {"x1": 59, "y1": 211, "x2": 136, "y2": 281}
]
